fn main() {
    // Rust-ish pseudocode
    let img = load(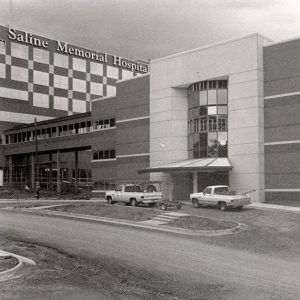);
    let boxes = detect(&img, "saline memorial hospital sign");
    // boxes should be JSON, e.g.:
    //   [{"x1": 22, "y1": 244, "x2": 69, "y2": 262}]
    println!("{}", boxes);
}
[{"x1": 7, "y1": 27, "x2": 149, "y2": 73}]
